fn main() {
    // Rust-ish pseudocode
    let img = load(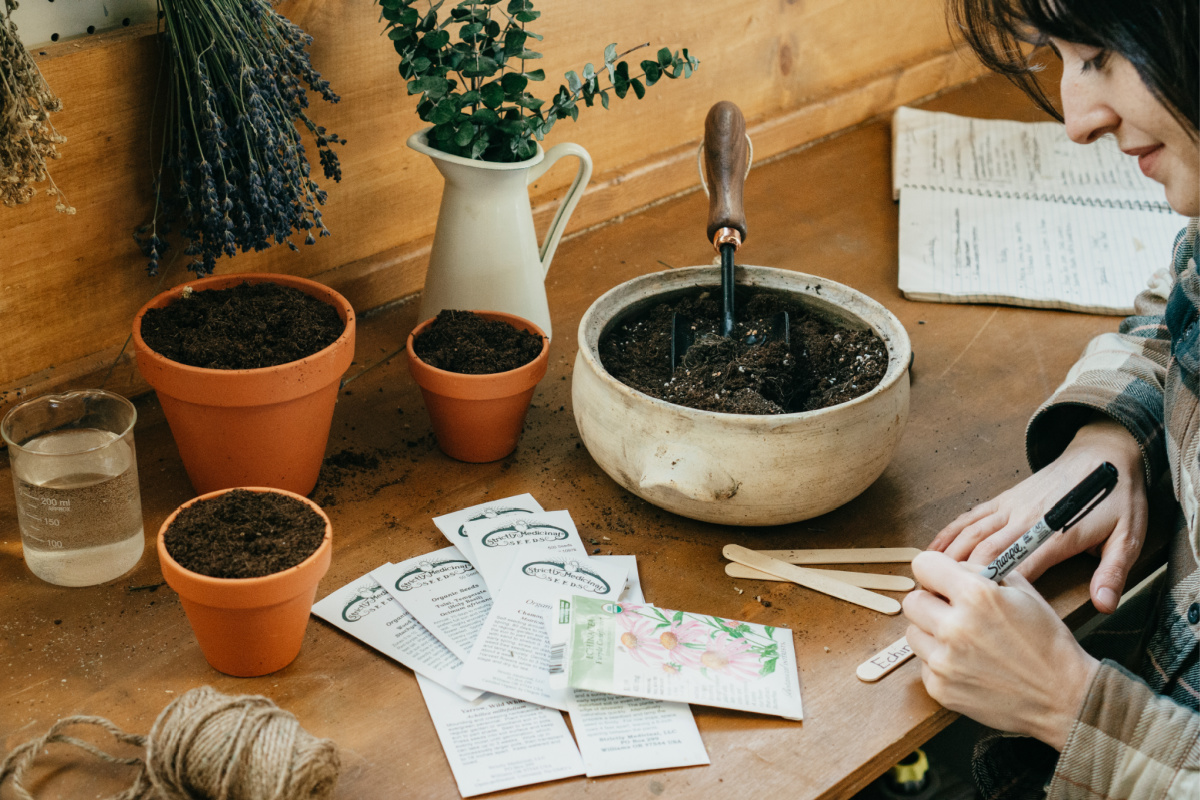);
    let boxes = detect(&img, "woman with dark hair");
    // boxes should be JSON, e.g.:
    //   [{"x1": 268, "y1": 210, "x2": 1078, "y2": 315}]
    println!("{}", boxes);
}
[{"x1": 902, "y1": 1, "x2": 1198, "y2": 797}]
